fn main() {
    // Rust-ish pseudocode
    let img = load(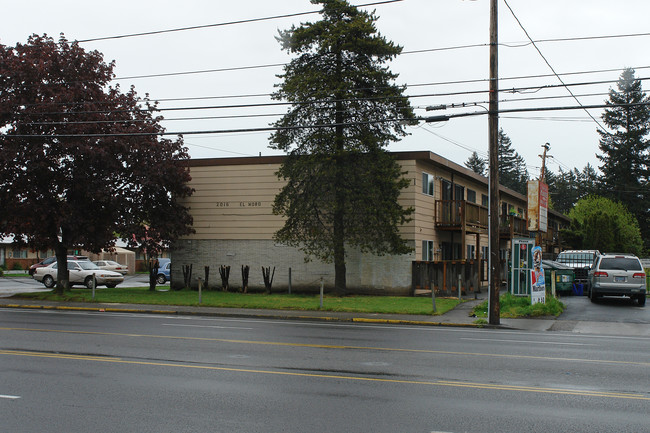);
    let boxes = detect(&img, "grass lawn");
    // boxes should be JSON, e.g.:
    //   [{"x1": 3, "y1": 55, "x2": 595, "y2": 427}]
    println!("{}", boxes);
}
[
  {"x1": 472, "y1": 292, "x2": 565, "y2": 318},
  {"x1": 15, "y1": 287, "x2": 462, "y2": 316}
]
